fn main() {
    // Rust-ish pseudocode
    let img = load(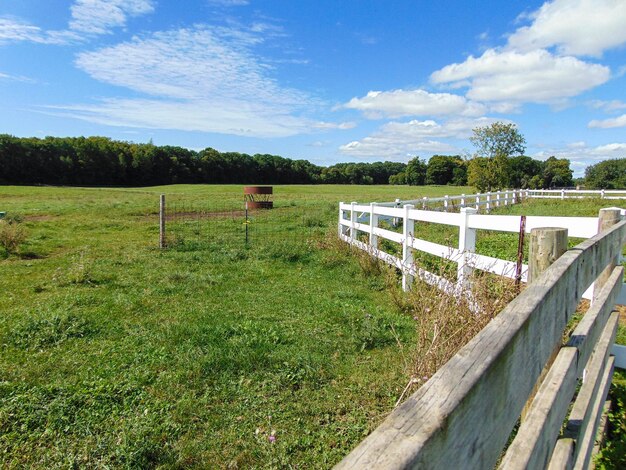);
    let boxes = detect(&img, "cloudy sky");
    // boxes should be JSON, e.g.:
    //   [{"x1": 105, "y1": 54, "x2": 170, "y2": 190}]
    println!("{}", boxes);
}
[{"x1": 1, "y1": 0, "x2": 625, "y2": 175}]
